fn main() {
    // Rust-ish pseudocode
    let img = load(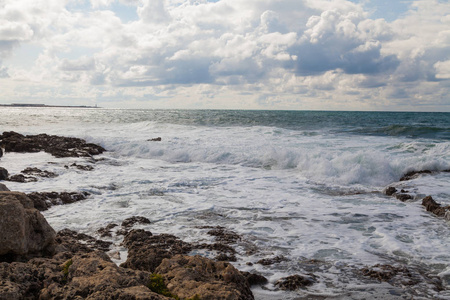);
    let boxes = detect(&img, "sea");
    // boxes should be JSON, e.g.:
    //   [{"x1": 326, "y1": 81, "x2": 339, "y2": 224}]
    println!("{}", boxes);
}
[{"x1": 1, "y1": 108, "x2": 449, "y2": 299}]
